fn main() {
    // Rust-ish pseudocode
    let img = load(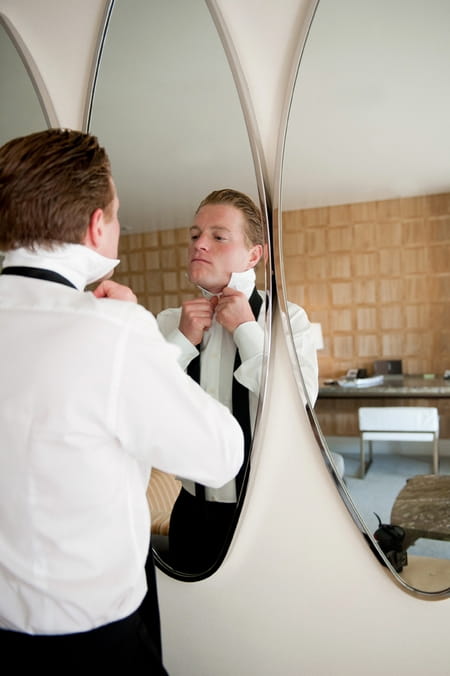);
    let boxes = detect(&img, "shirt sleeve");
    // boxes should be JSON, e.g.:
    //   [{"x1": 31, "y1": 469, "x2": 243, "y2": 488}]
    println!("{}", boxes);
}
[
  {"x1": 156, "y1": 307, "x2": 198, "y2": 370},
  {"x1": 287, "y1": 301, "x2": 319, "y2": 406},
  {"x1": 112, "y1": 306, "x2": 244, "y2": 488},
  {"x1": 232, "y1": 320, "x2": 265, "y2": 394}
]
